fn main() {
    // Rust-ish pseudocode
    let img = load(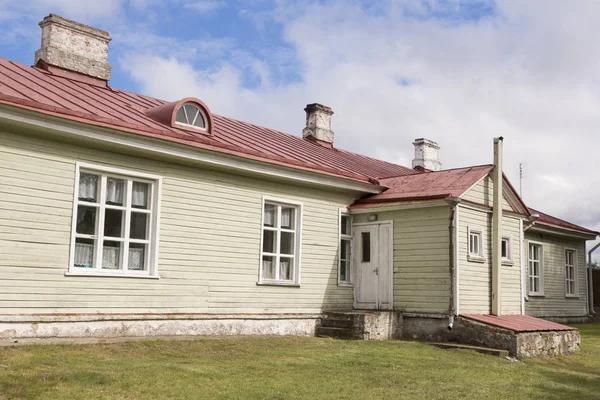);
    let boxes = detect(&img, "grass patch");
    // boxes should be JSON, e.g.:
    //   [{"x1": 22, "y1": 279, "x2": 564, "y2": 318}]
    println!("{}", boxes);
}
[{"x1": 1, "y1": 324, "x2": 599, "y2": 399}]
